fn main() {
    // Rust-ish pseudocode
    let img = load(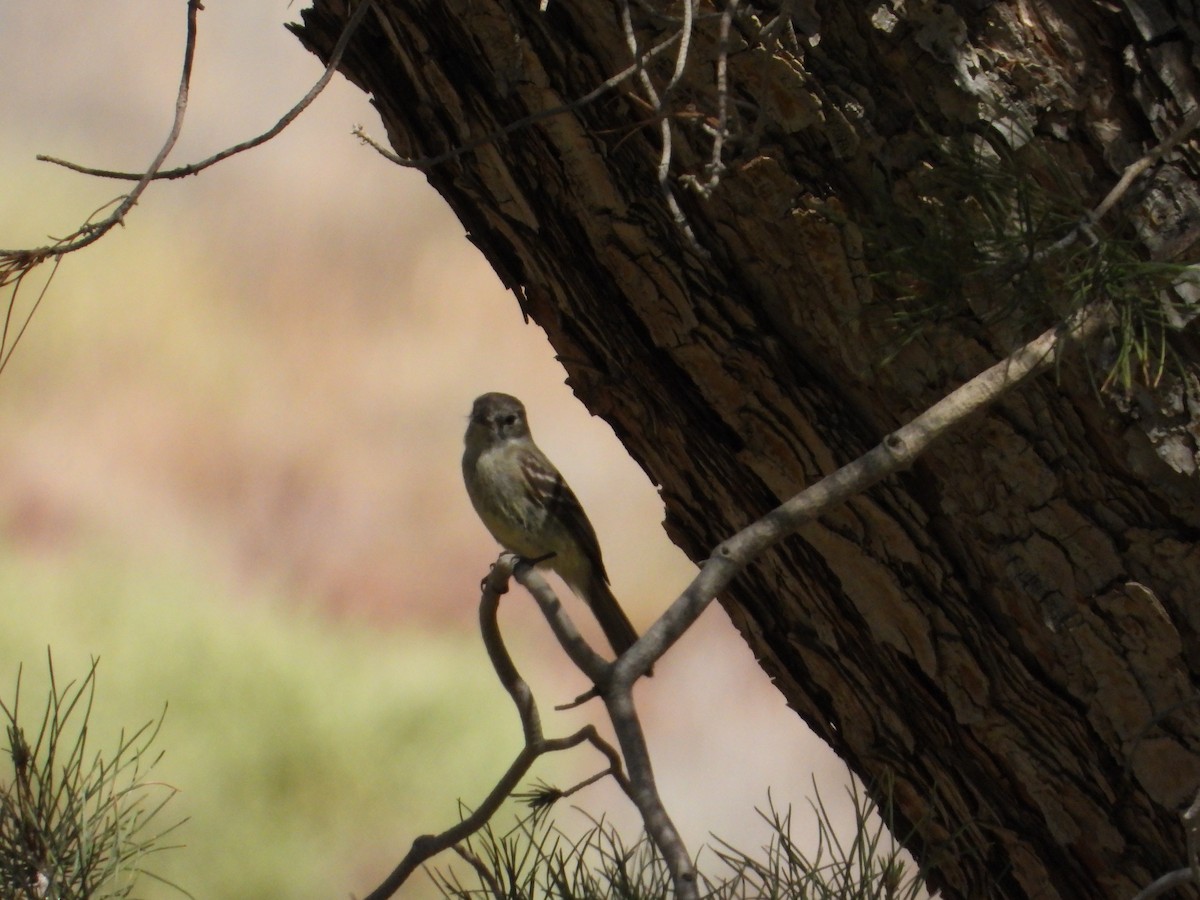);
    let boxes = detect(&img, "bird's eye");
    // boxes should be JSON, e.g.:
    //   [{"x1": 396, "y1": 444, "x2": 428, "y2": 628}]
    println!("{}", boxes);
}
[{"x1": 501, "y1": 414, "x2": 517, "y2": 427}]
